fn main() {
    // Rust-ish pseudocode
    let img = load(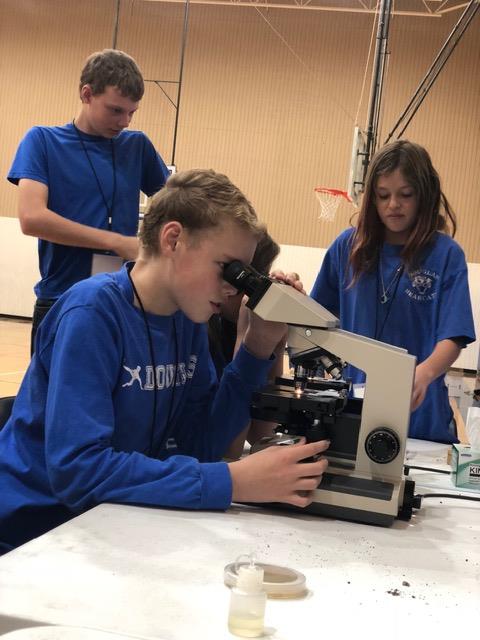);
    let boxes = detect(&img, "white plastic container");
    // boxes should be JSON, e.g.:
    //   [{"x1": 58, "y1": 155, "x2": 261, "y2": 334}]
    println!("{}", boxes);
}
[
  {"x1": 466, "y1": 406, "x2": 480, "y2": 450},
  {"x1": 227, "y1": 558, "x2": 266, "y2": 638}
]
